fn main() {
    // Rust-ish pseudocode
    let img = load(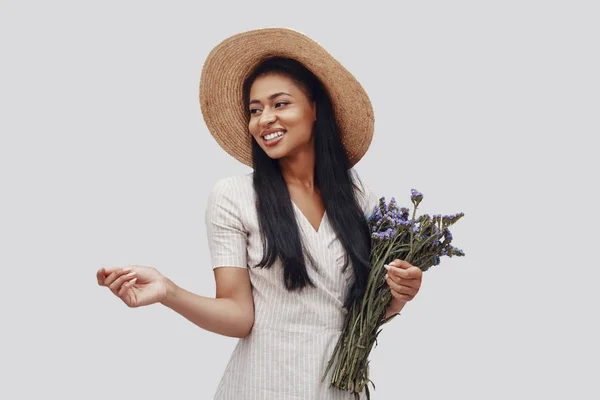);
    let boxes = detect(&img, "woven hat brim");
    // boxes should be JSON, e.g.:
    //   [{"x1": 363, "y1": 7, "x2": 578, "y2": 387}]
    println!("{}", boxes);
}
[{"x1": 199, "y1": 28, "x2": 374, "y2": 168}]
